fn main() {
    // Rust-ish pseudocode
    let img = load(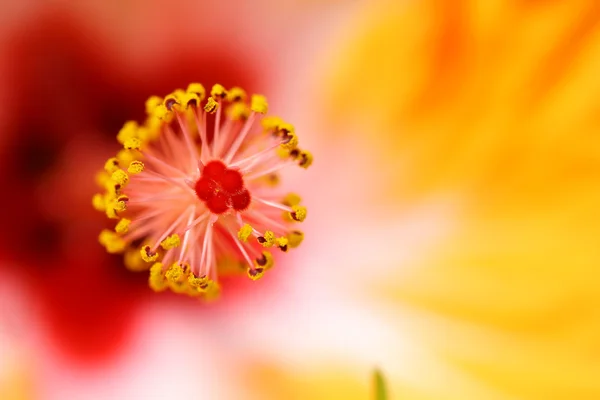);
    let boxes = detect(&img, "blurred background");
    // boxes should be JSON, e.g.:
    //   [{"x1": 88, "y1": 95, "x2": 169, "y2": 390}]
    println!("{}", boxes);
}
[{"x1": 1, "y1": 0, "x2": 600, "y2": 399}]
